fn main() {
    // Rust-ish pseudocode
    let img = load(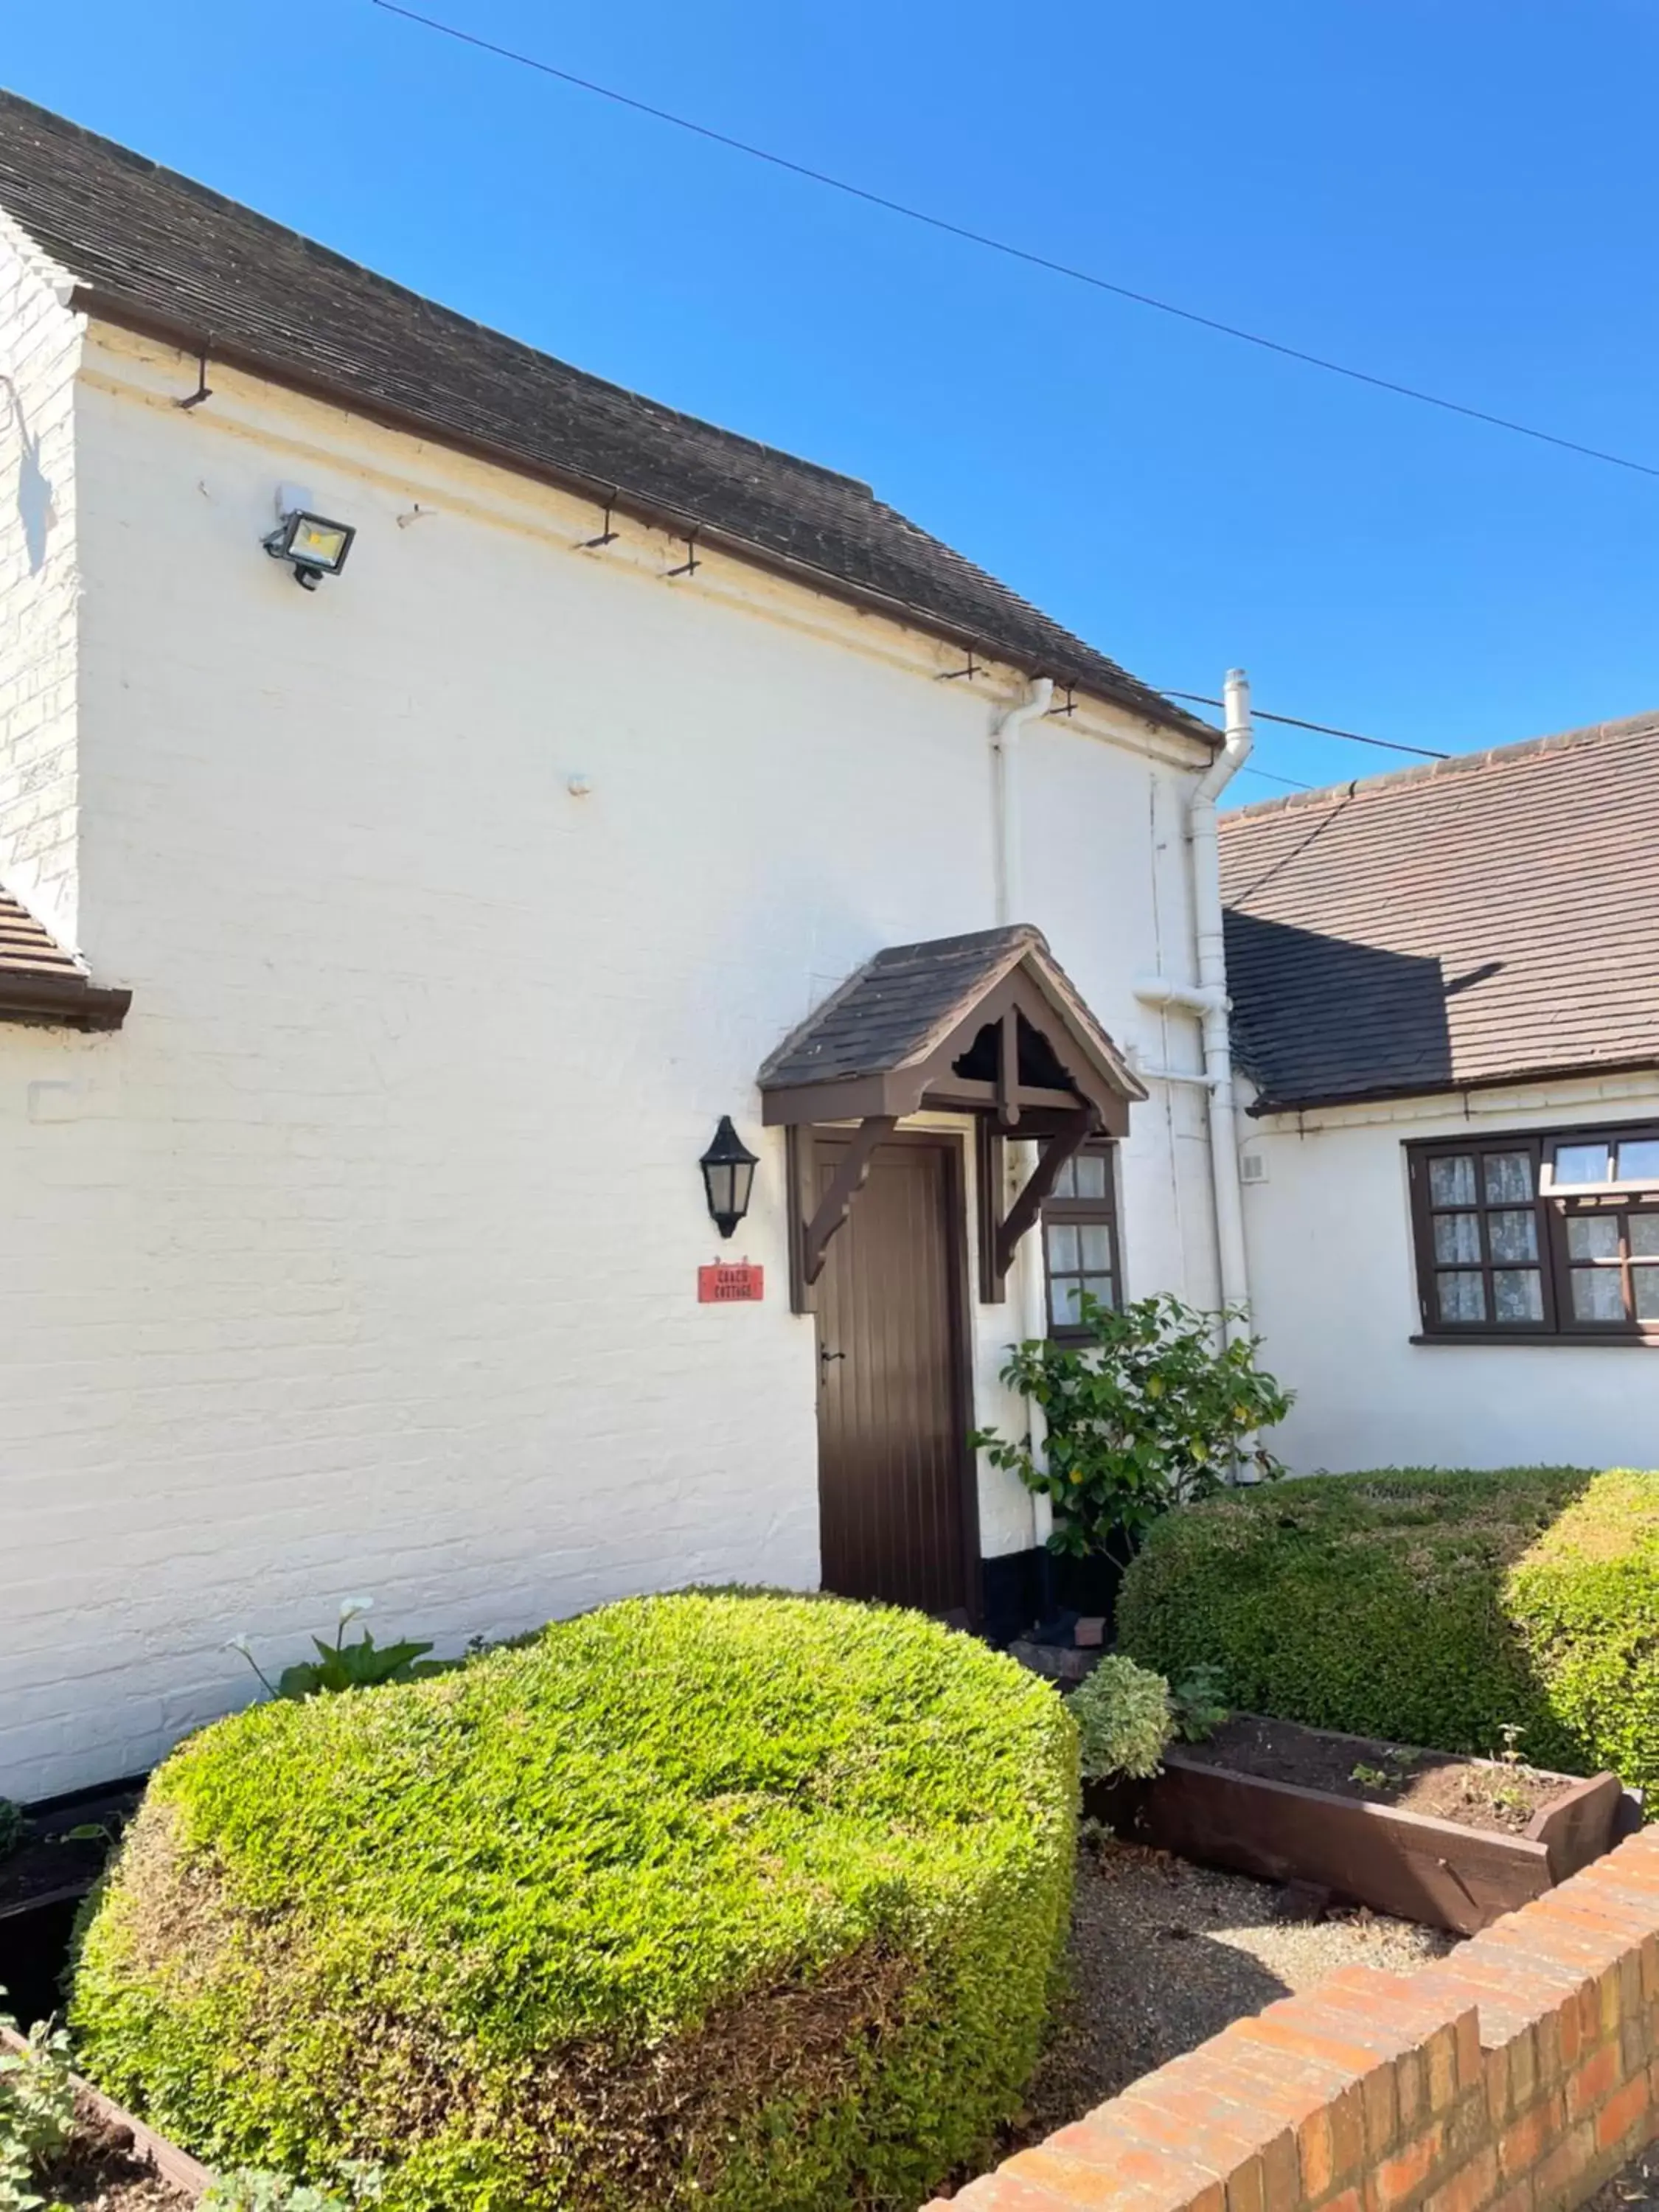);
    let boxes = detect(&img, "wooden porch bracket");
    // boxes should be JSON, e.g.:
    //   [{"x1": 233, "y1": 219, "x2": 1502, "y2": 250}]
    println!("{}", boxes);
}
[
  {"x1": 802, "y1": 1115, "x2": 898, "y2": 1287},
  {"x1": 989, "y1": 1105, "x2": 1102, "y2": 1286}
]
